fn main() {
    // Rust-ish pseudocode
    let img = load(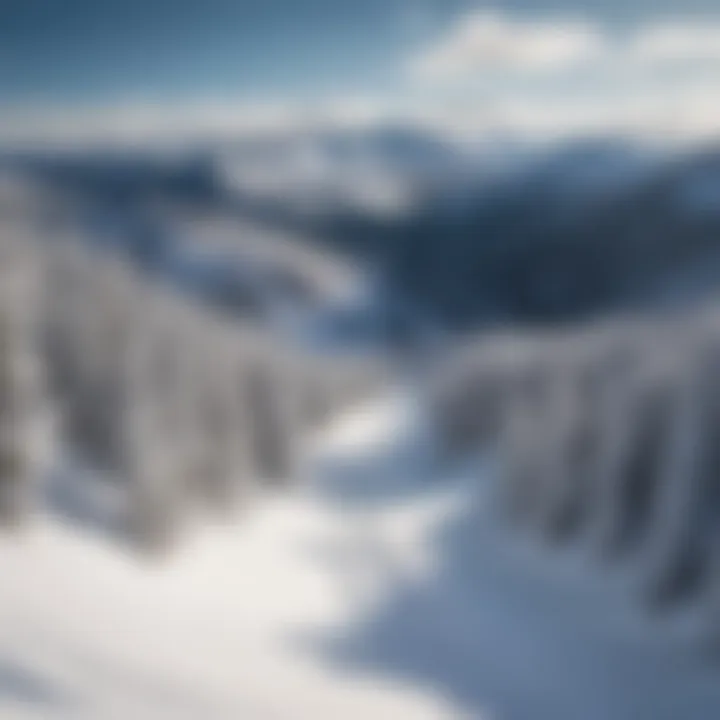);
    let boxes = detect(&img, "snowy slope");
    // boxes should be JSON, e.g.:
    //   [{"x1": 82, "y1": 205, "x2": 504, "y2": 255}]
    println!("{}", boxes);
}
[{"x1": 2, "y1": 394, "x2": 720, "y2": 720}]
